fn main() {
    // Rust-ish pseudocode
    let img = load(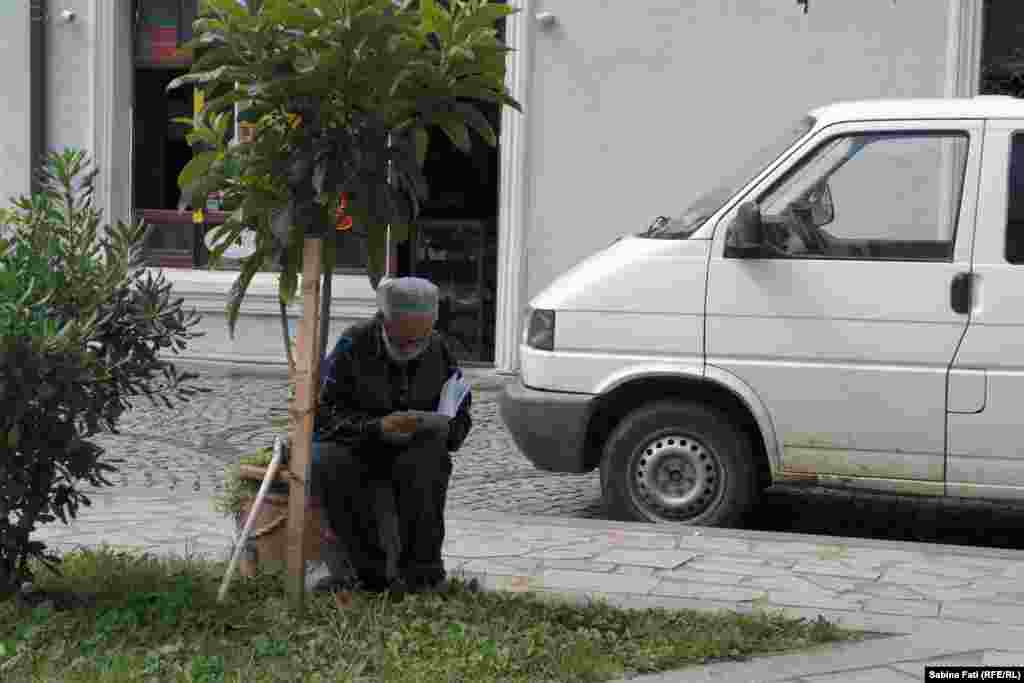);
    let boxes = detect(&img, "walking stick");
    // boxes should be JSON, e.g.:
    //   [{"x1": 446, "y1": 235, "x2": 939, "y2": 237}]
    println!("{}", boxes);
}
[{"x1": 218, "y1": 434, "x2": 287, "y2": 603}]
